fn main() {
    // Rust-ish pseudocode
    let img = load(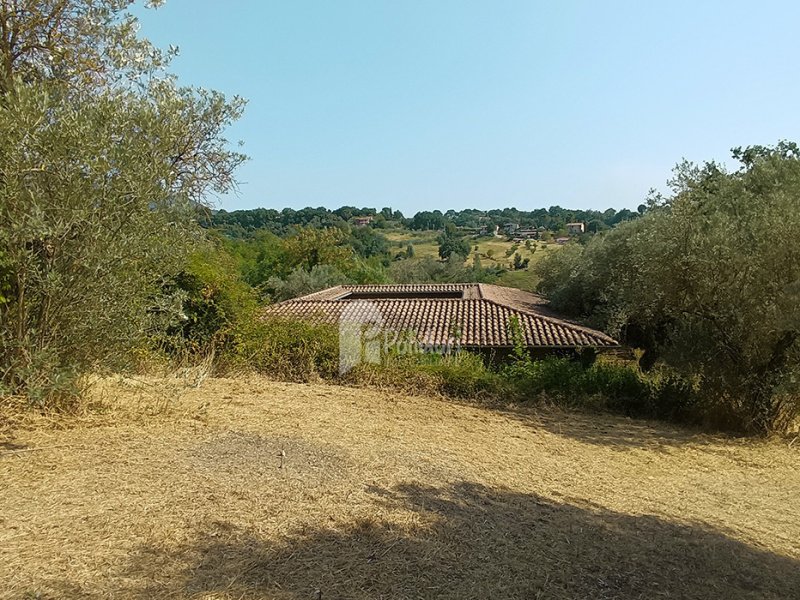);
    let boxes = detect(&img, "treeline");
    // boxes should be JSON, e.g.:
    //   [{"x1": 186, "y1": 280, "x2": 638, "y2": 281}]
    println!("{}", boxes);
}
[
  {"x1": 215, "y1": 225, "x2": 501, "y2": 303},
  {"x1": 407, "y1": 206, "x2": 641, "y2": 232},
  {"x1": 206, "y1": 206, "x2": 405, "y2": 237},
  {"x1": 534, "y1": 143, "x2": 800, "y2": 433},
  {"x1": 205, "y1": 204, "x2": 642, "y2": 238}
]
